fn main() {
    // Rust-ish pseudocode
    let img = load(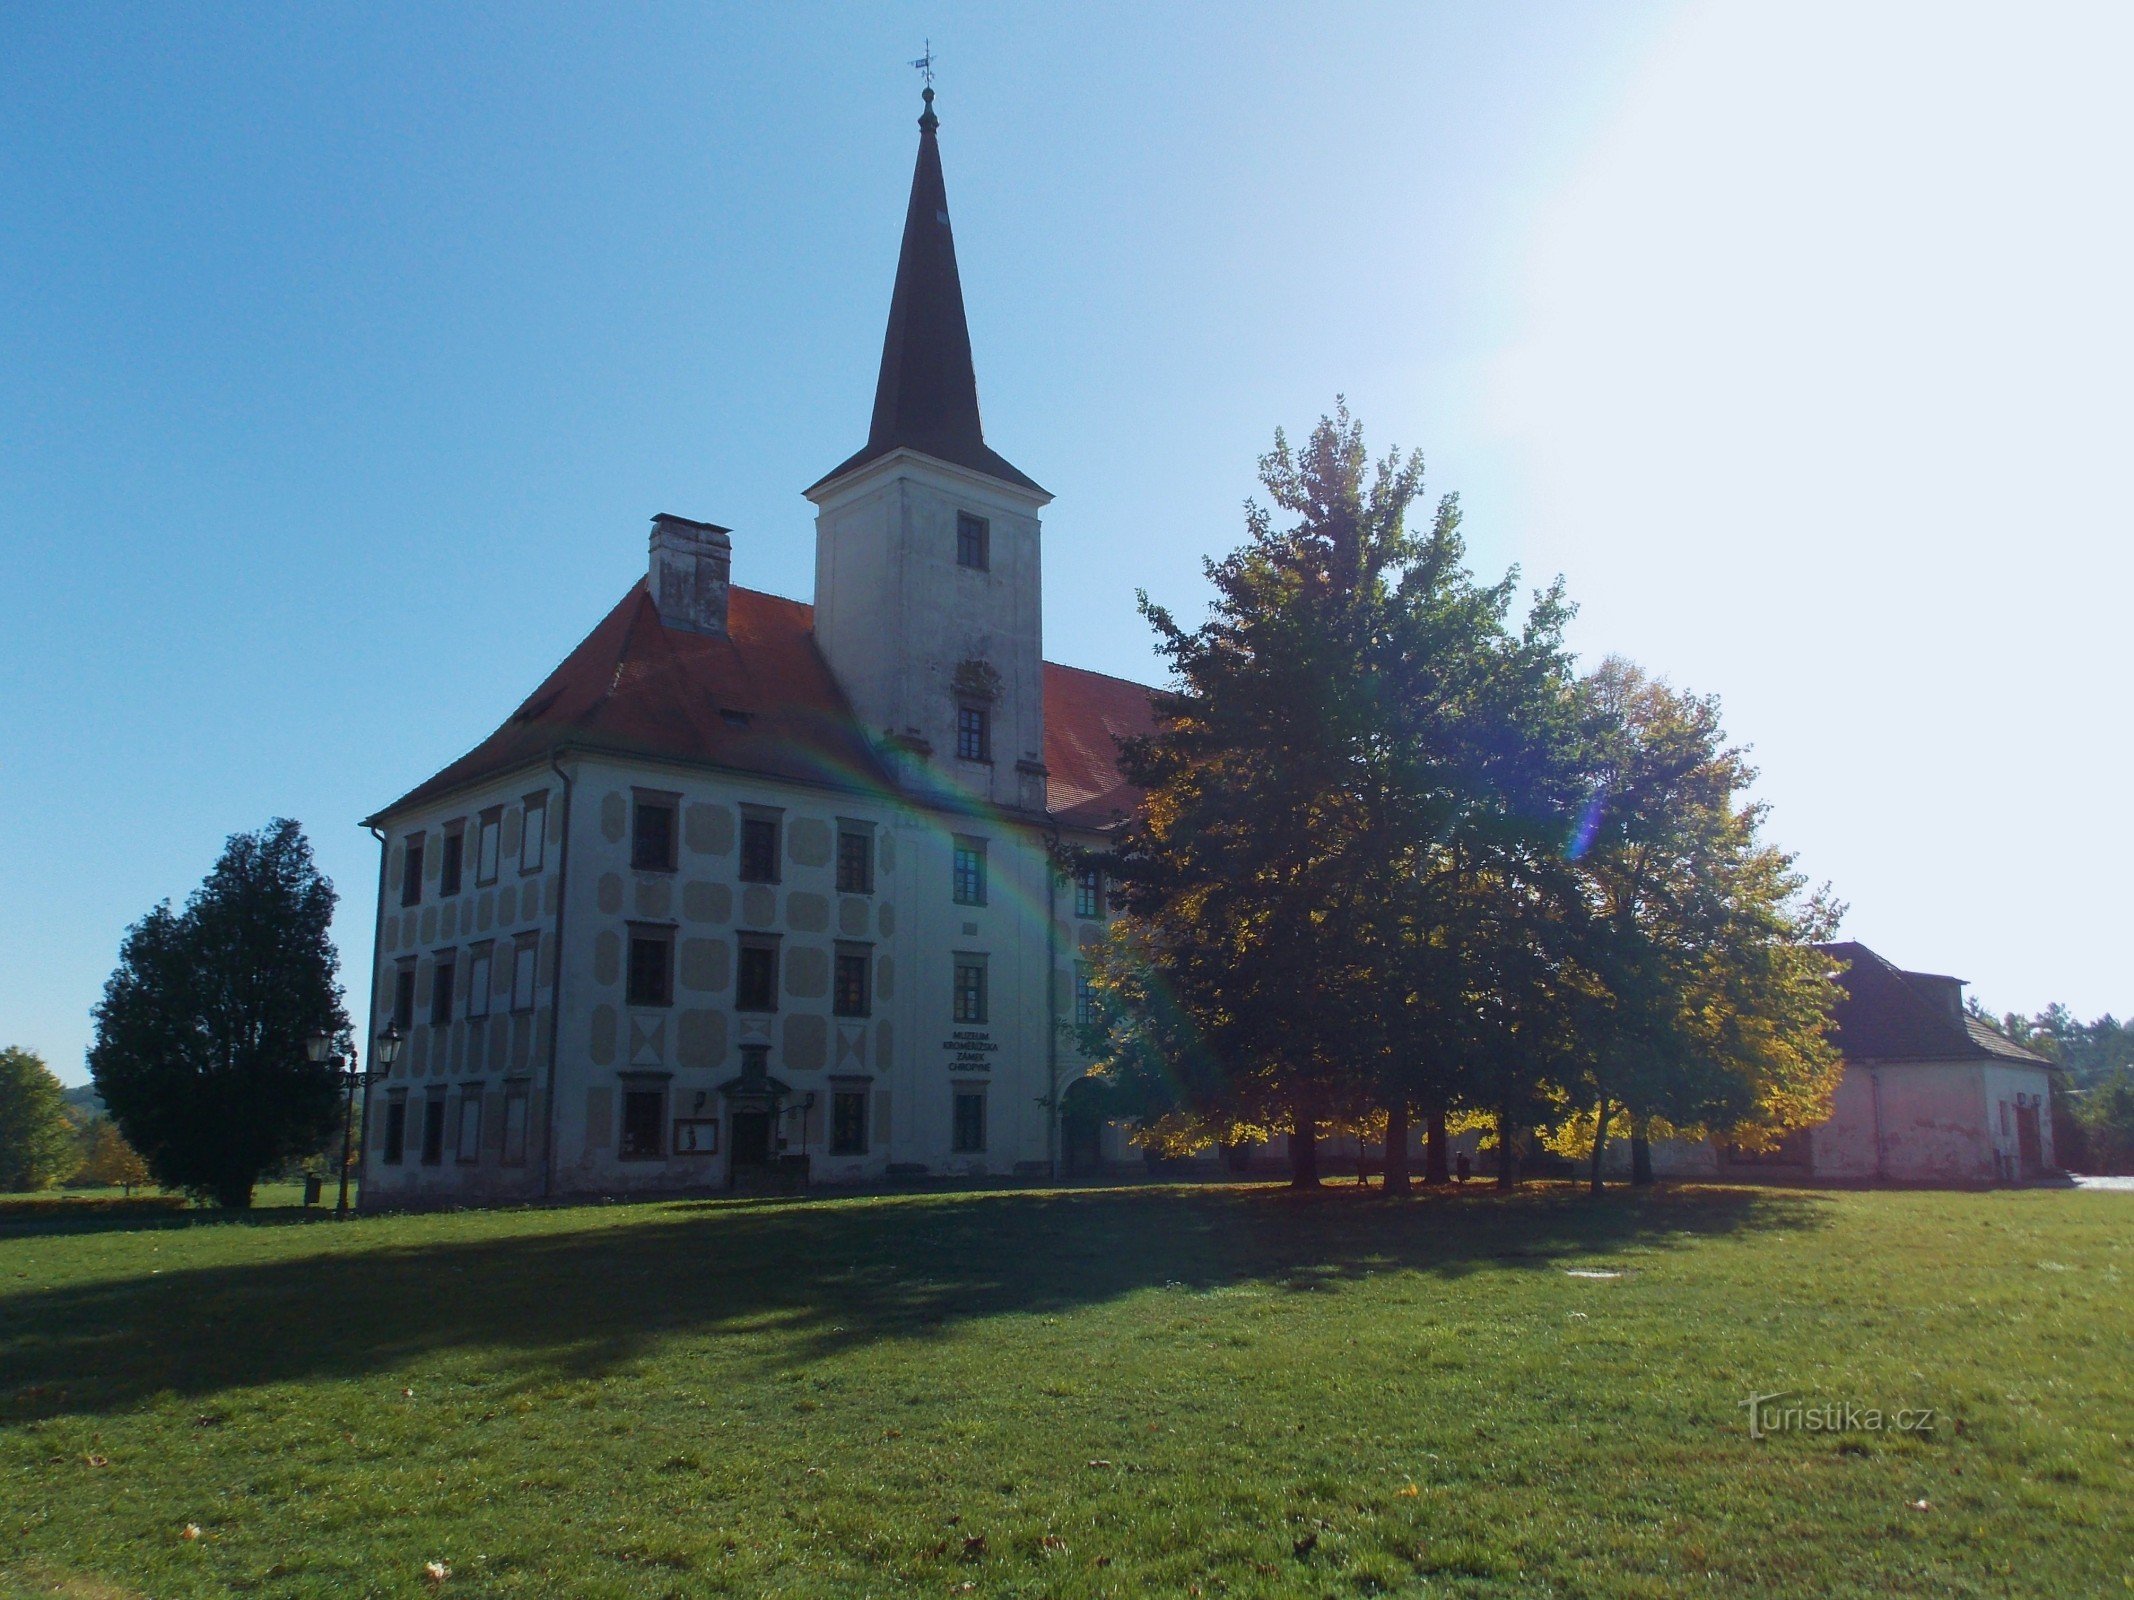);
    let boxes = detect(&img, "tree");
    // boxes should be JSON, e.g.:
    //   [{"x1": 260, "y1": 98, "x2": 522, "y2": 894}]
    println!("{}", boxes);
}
[
  {"x1": 89, "y1": 819, "x2": 349, "y2": 1208},
  {"x1": 0, "y1": 1048, "x2": 83, "y2": 1192},
  {"x1": 77, "y1": 1119, "x2": 153, "y2": 1193},
  {"x1": 2076, "y1": 1069, "x2": 2134, "y2": 1174},
  {"x1": 1557, "y1": 660, "x2": 1844, "y2": 1193}
]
